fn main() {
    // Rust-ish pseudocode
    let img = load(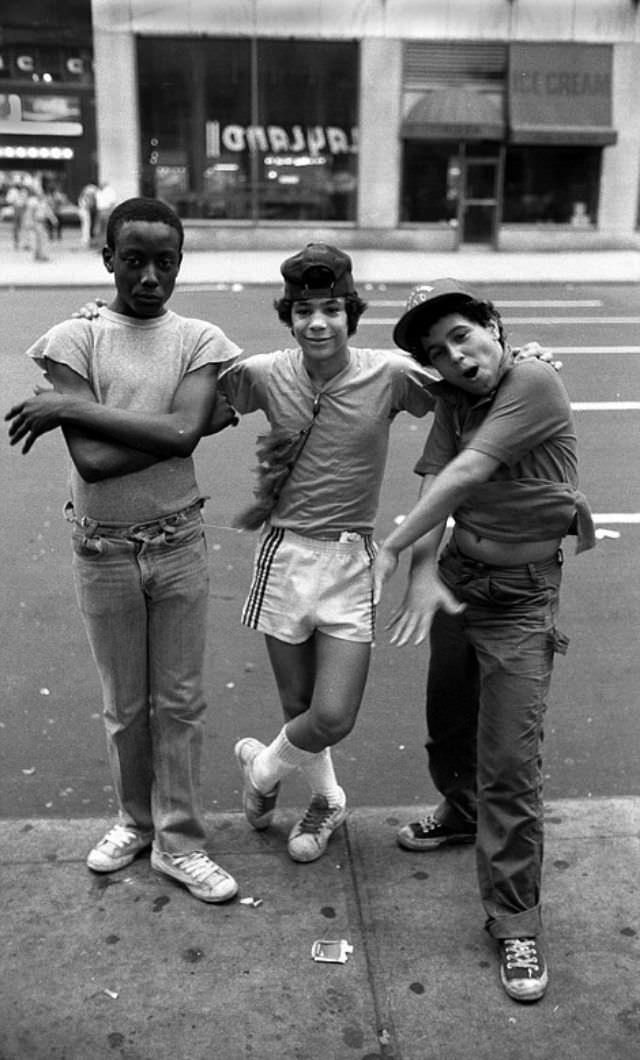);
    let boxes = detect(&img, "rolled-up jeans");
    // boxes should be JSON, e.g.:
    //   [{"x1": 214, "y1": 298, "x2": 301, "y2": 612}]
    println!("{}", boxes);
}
[
  {"x1": 67, "y1": 501, "x2": 209, "y2": 854},
  {"x1": 426, "y1": 538, "x2": 568, "y2": 939}
]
